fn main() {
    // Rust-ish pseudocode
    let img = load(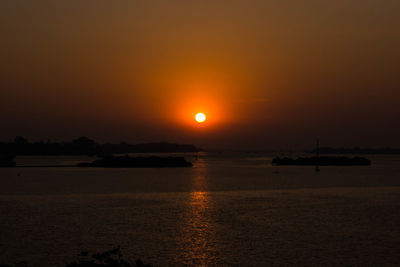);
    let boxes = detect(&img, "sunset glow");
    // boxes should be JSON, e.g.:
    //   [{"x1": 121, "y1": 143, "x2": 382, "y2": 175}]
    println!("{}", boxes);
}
[
  {"x1": 0, "y1": 1, "x2": 399, "y2": 149},
  {"x1": 1, "y1": 2, "x2": 400, "y2": 266}
]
